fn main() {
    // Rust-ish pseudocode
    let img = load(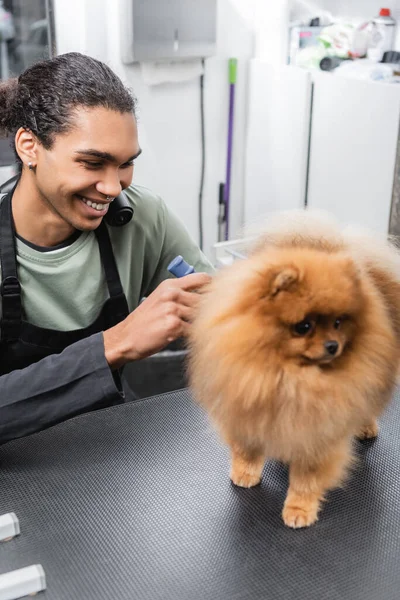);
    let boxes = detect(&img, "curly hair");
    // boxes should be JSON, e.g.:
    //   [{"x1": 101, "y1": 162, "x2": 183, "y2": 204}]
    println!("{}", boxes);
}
[{"x1": 0, "y1": 52, "x2": 137, "y2": 166}]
